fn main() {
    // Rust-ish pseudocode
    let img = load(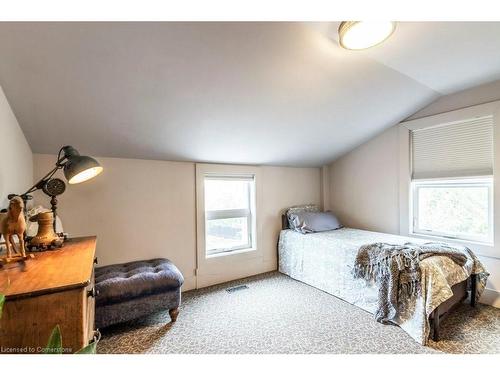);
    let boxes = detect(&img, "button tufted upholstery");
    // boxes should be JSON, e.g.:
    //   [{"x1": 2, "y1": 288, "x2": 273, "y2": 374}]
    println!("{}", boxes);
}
[{"x1": 95, "y1": 258, "x2": 184, "y2": 307}]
